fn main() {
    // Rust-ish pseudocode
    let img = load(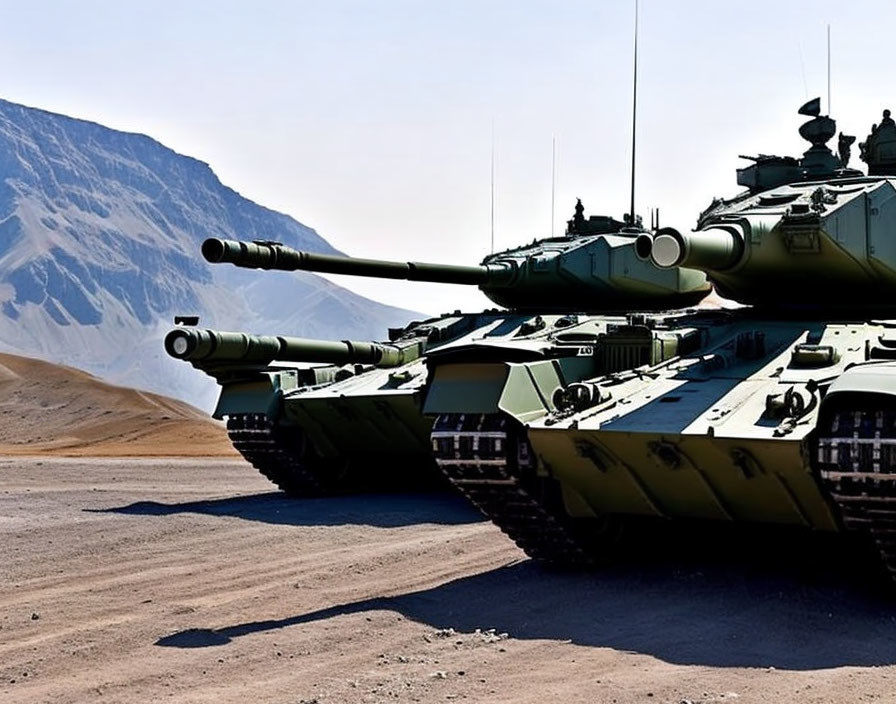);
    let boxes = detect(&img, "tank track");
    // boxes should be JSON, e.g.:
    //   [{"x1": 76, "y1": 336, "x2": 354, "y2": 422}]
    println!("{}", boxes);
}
[
  {"x1": 431, "y1": 413, "x2": 598, "y2": 565},
  {"x1": 817, "y1": 405, "x2": 896, "y2": 583},
  {"x1": 226, "y1": 413, "x2": 333, "y2": 497}
]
